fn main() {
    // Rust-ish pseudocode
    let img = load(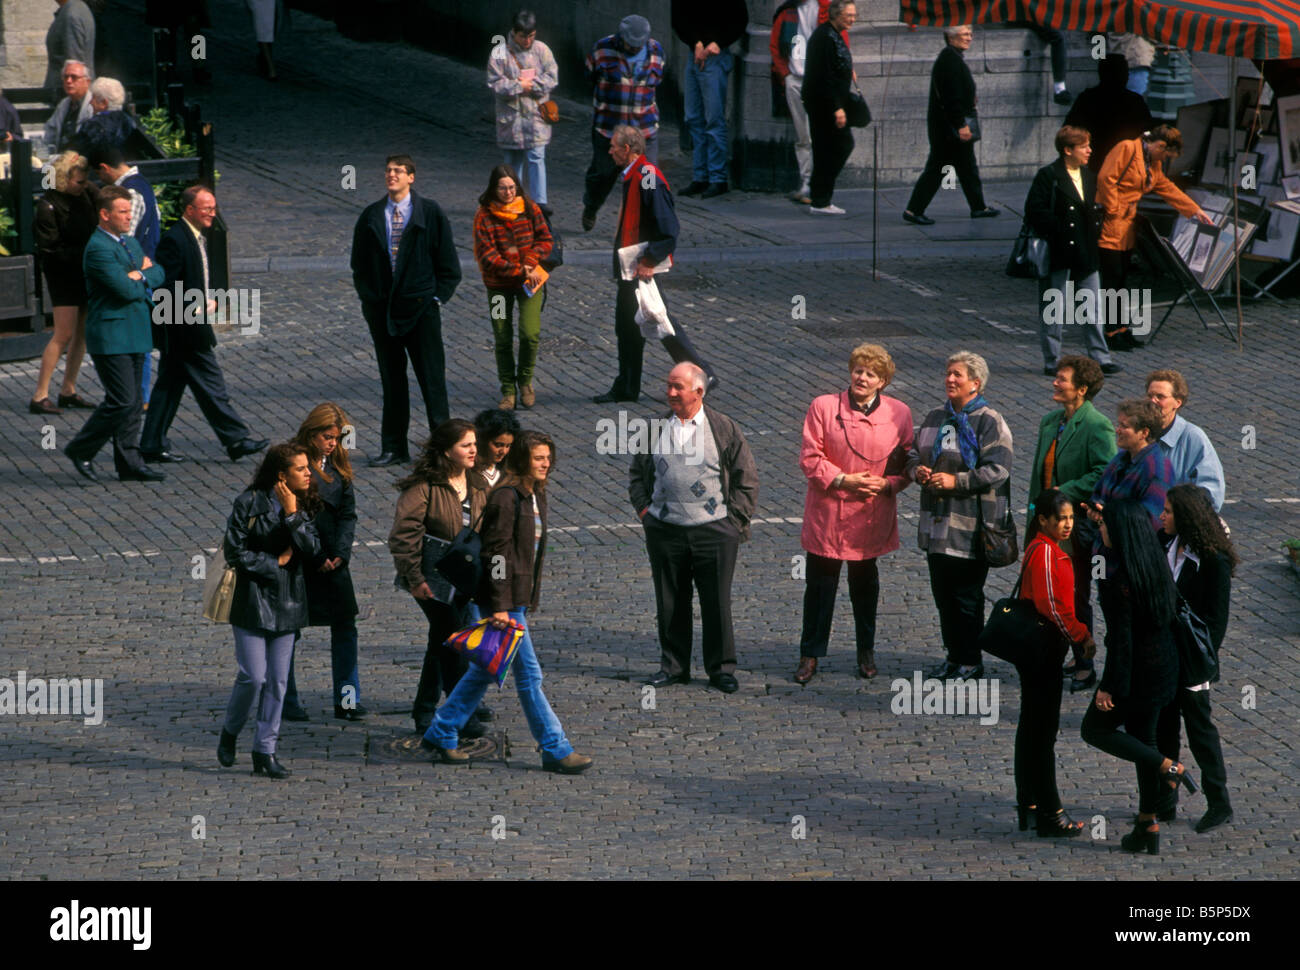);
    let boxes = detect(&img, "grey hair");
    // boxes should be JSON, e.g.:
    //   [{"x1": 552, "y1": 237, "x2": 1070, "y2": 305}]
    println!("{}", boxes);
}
[
  {"x1": 674, "y1": 362, "x2": 708, "y2": 395},
  {"x1": 62, "y1": 59, "x2": 91, "y2": 79},
  {"x1": 946, "y1": 350, "x2": 989, "y2": 392},
  {"x1": 90, "y1": 77, "x2": 126, "y2": 110},
  {"x1": 828, "y1": 0, "x2": 856, "y2": 17},
  {"x1": 943, "y1": 25, "x2": 973, "y2": 39},
  {"x1": 611, "y1": 124, "x2": 645, "y2": 156}
]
